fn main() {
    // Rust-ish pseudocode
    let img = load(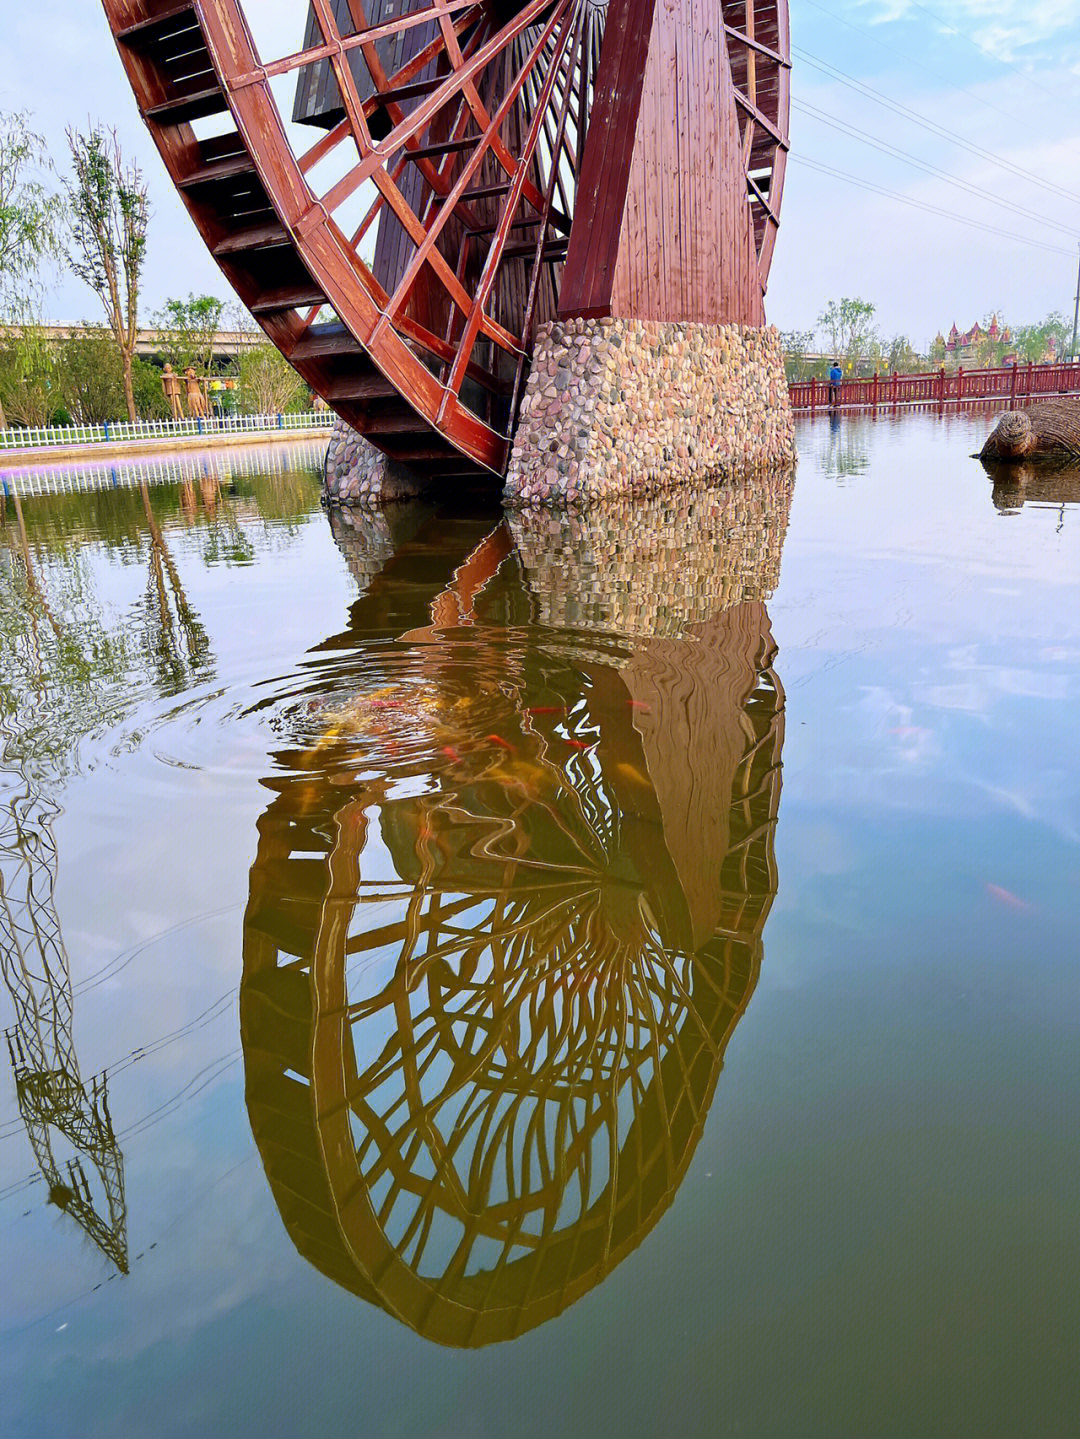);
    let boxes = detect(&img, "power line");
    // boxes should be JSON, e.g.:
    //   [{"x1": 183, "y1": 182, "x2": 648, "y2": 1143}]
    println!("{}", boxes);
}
[
  {"x1": 794, "y1": 100, "x2": 1080, "y2": 242},
  {"x1": 792, "y1": 153, "x2": 1078, "y2": 257},
  {"x1": 798, "y1": 0, "x2": 1080, "y2": 165},
  {"x1": 795, "y1": 46, "x2": 1080, "y2": 210}
]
